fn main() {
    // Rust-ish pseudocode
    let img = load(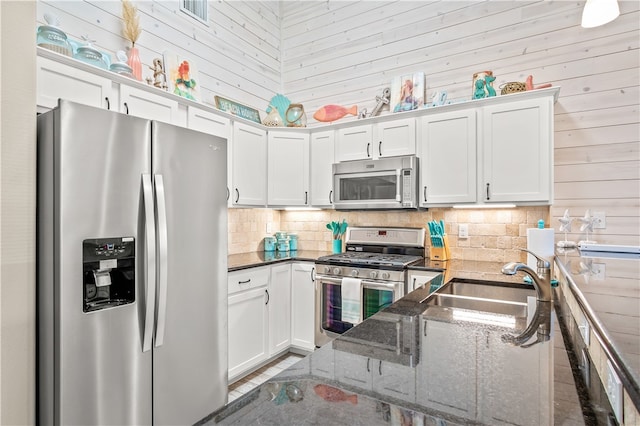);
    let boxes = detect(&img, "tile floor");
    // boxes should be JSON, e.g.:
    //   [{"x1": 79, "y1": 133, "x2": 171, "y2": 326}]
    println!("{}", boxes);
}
[{"x1": 227, "y1": 353, "x2": 305, "y2": 403}]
